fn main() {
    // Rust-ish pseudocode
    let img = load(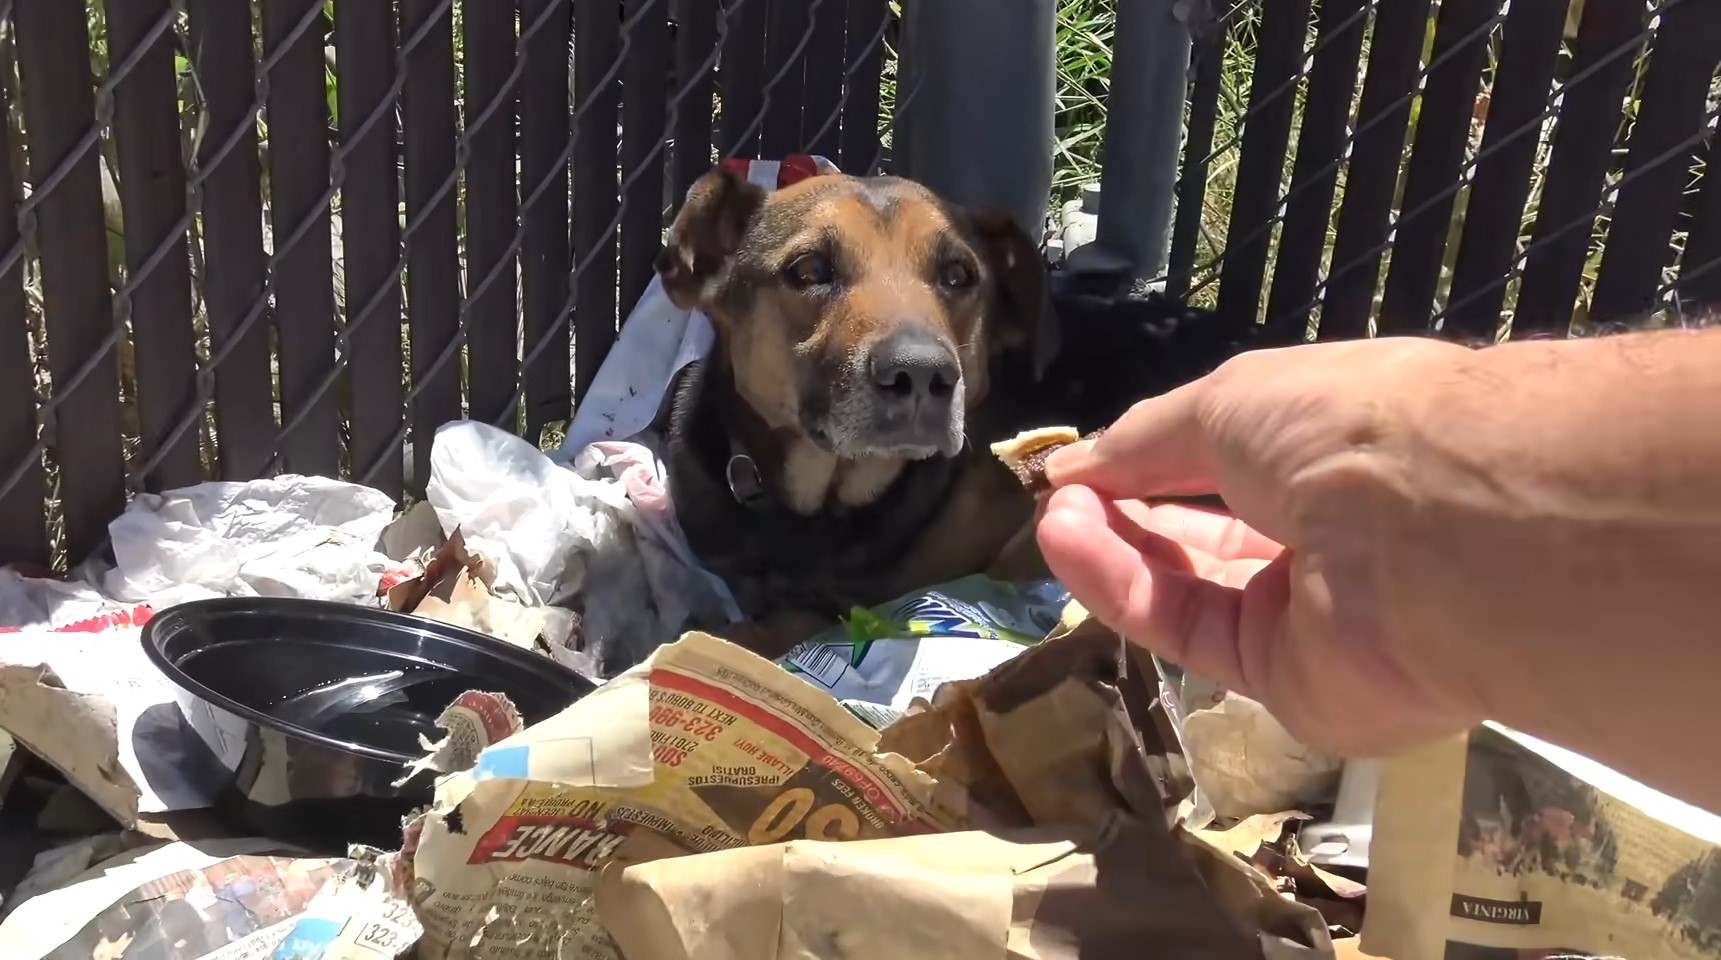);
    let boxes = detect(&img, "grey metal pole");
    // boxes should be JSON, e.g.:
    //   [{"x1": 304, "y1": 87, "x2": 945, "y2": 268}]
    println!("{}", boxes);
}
[
  {"x1": 1067, "y1": 0, "x2": 1196, "y2": 282},
  {"x1": 897, "y1": 0, "x2": 1057, "y2": 240}
]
